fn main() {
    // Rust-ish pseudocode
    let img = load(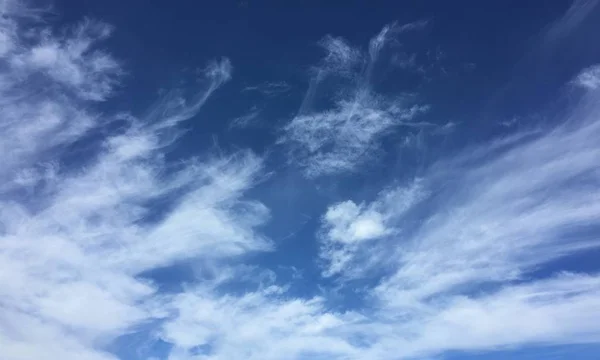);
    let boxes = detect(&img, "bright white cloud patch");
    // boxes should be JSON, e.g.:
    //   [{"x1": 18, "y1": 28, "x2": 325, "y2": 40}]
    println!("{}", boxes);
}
[{"x1": 319, "y1": 182, "x2": 425, "y2": 277}]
